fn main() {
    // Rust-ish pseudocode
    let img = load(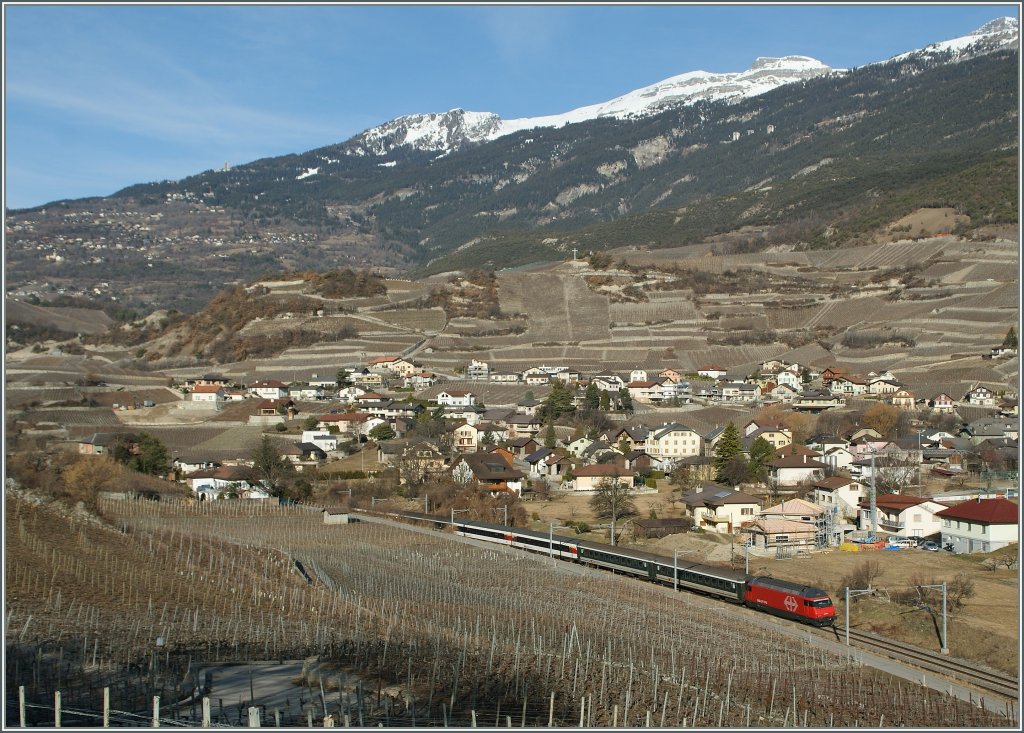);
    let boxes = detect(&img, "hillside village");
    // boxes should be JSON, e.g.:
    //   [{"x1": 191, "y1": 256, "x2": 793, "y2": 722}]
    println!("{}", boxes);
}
[{"x1": 42, "y1": 344, "x2": 1020, "y2": 556}]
